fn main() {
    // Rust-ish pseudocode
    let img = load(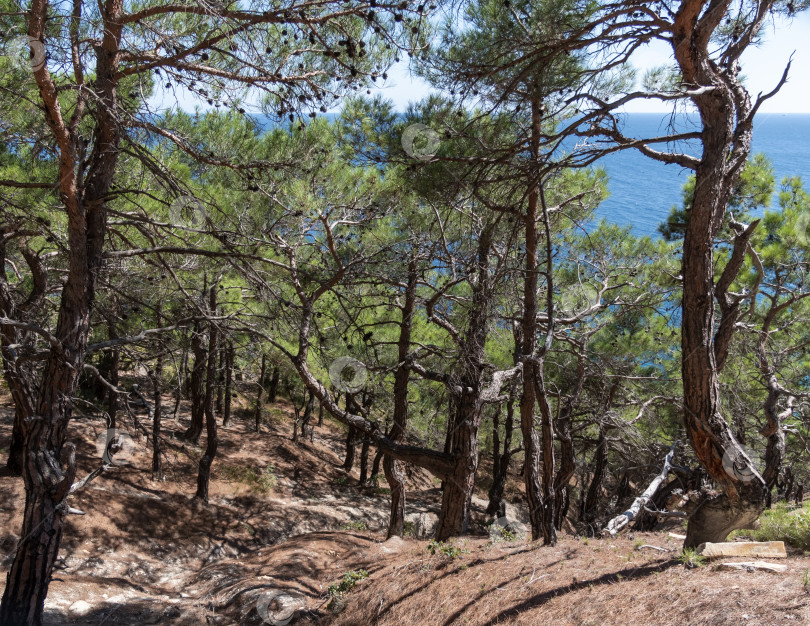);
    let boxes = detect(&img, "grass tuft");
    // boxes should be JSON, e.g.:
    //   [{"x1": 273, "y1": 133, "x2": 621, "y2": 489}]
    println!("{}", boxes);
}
[
  {"x1": 218, "y1": 463, "x2": 277, "y2": 493},
  {"x1": 677, "y1": 547, "x2": 706, "y2": 569}
]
